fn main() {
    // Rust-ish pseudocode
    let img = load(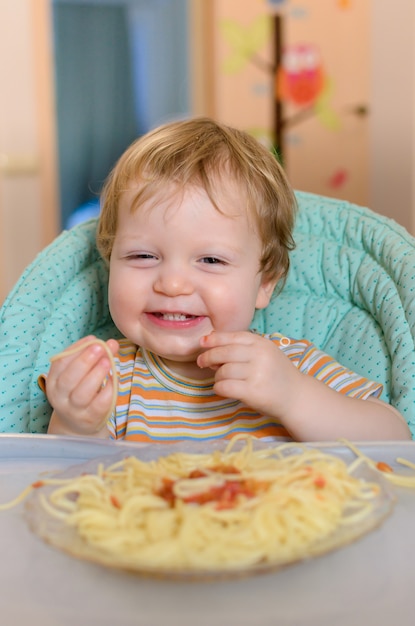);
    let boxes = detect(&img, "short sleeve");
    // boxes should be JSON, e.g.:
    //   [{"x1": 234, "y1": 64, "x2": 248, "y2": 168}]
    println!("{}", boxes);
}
[{"x1": 267, "y1": 333, "x2": 383, "y2": 400}]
